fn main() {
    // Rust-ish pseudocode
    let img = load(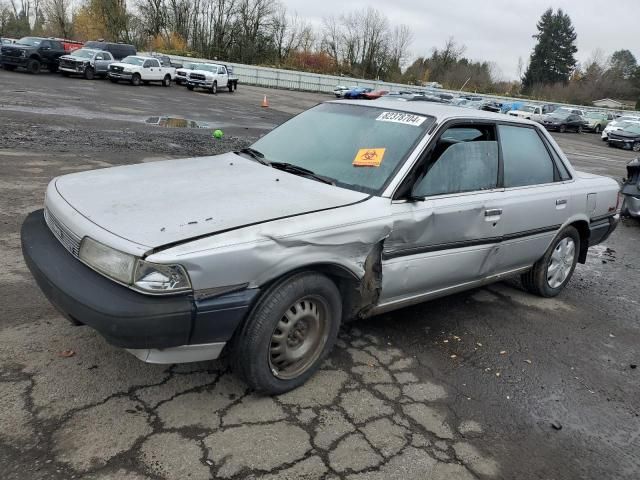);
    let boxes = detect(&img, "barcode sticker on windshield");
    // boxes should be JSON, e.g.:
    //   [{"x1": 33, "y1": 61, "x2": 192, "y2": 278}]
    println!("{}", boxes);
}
[{"x1": 376, "y1": 111, "x2": 426, "y2": 126}]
